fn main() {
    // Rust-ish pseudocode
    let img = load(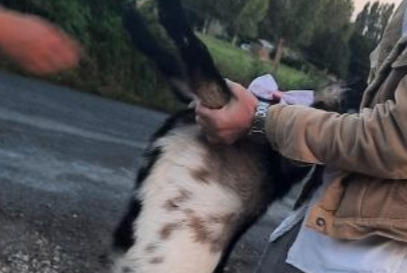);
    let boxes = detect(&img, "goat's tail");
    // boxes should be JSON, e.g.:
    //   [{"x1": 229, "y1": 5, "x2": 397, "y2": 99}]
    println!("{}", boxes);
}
[{"x1": 313, "y1": 82, "x2": 347, "y2": 112}]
